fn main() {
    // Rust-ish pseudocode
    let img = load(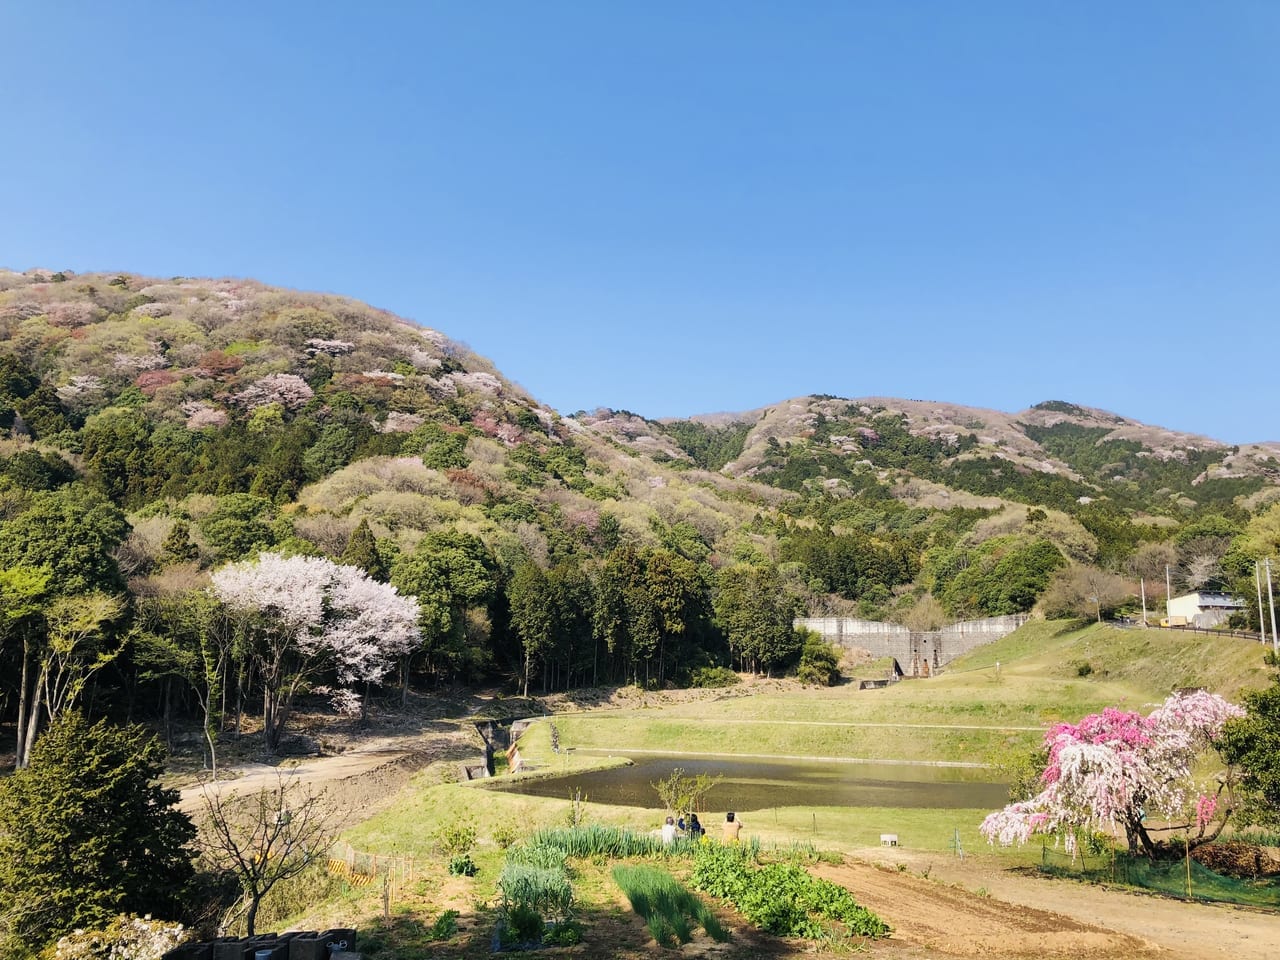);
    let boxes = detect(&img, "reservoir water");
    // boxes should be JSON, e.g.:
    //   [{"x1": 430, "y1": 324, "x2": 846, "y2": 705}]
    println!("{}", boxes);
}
[{"x1": 482, "y1": 752, "x2": 1008, "y2": 811}]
